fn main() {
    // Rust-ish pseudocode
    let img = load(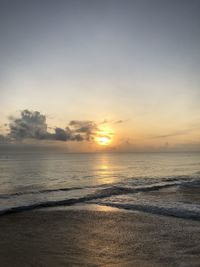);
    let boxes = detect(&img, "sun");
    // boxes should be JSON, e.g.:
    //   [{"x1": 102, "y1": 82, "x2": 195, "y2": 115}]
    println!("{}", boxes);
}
[
  {"x1": 95, "y1": 127, "x2": 113, "y2": 146},
  {"x1": 96, "y1": 136, "x2": 111, "y2": 146}
]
